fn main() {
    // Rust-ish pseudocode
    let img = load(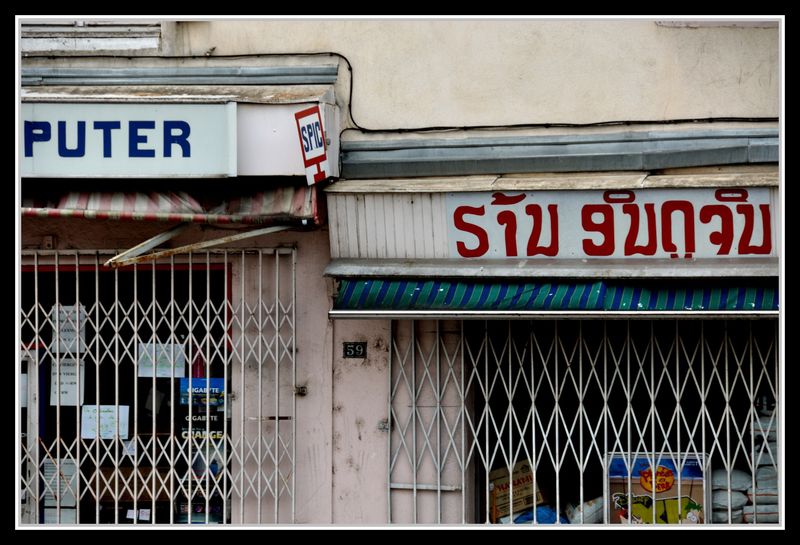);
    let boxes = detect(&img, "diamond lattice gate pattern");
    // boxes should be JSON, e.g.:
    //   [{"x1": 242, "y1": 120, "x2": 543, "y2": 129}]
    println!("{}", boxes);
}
[
  {"x1": 389, "y1": 319, "x2": 779, "y2": 525},
  {"x1": 19, "y1": 249, "x2": 296, "y2": 525}
]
